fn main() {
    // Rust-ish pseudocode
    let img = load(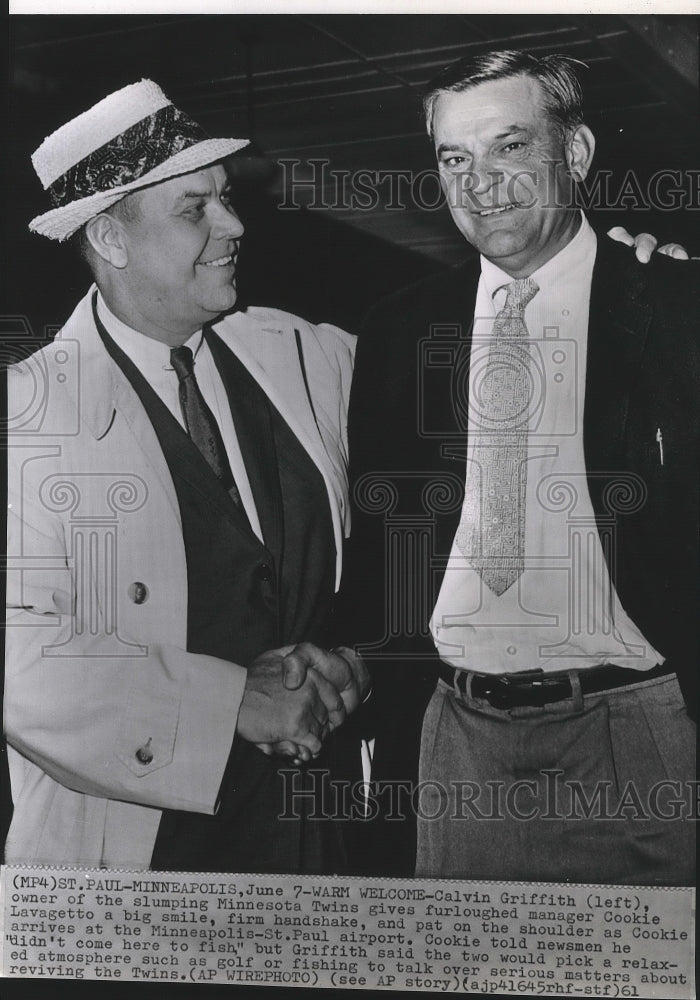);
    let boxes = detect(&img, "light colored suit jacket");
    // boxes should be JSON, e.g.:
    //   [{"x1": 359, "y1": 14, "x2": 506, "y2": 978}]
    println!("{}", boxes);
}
[{"x1": 5, "y1": 286, "x2": 354, "y2": 869}]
